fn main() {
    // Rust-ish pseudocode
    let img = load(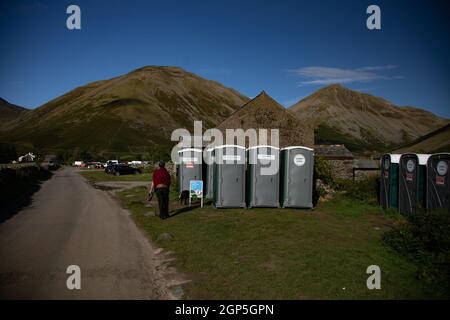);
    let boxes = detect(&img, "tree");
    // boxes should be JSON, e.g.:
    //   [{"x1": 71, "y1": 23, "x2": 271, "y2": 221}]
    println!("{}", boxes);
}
[
  {"x1": 0, "y1": 143, "x2": 18, "y2": 163},
  {"x1": 80, "y1": 150, "x2": 93, "y2": 162}
]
